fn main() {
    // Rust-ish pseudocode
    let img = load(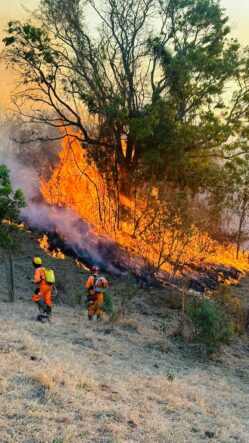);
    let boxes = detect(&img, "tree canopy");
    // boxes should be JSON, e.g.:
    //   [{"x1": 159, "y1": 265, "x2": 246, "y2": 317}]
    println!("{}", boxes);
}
[{"x1": 3, "y1": 0, "x2": 249, "y2": 195}]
